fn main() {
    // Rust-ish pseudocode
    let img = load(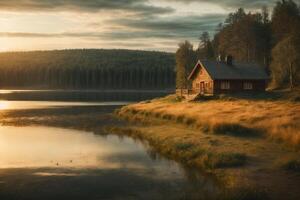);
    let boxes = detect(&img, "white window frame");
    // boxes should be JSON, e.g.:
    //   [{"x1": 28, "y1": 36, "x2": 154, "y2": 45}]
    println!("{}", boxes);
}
[
  {"x1": 221, "y1": 81, "x2": 230, "y2": 90},
  {"x1": 243, "y1": 82, "x2": 253, "y2": 90}
]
